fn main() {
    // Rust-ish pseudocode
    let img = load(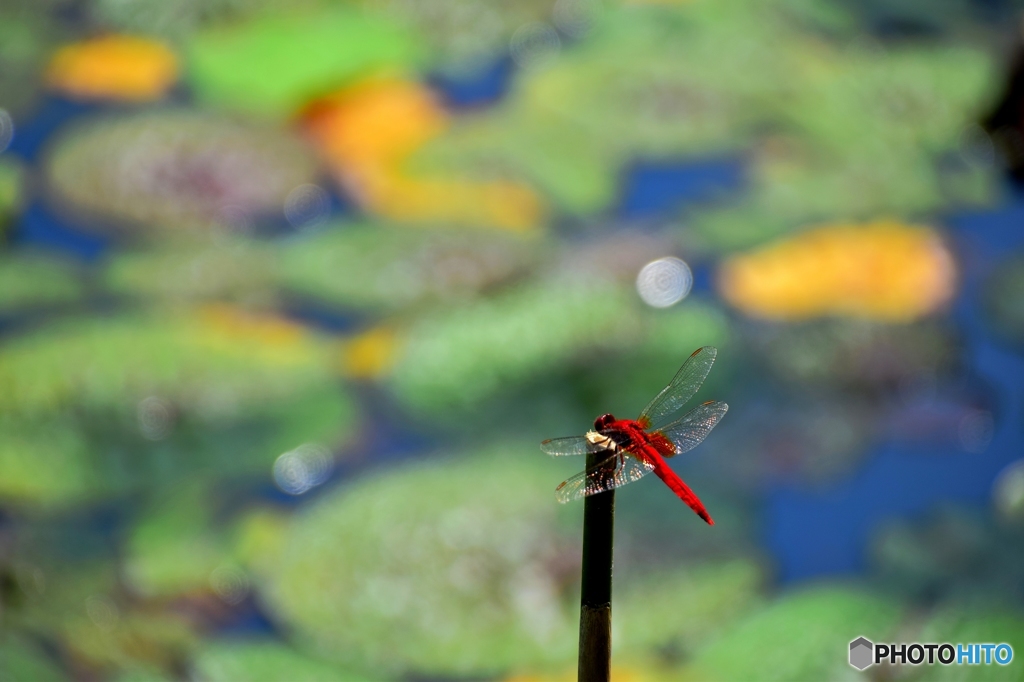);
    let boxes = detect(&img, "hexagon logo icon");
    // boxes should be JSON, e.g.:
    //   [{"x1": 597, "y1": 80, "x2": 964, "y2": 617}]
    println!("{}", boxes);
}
[{"x1": 849, "y1": 636, "x2": 874, "y2": 670}]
